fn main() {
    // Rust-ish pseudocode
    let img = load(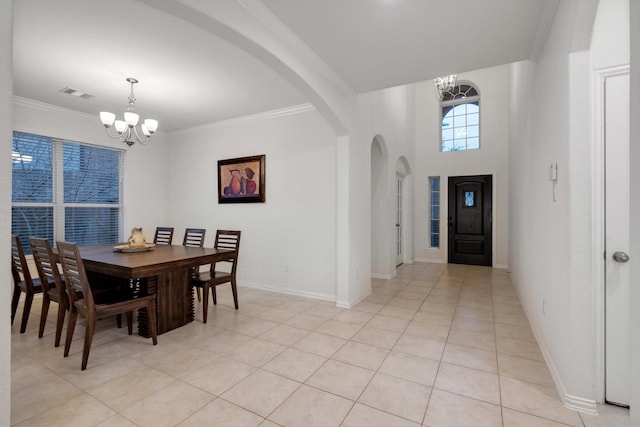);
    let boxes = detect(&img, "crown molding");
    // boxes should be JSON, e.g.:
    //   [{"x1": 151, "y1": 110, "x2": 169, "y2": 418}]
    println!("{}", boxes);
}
[
  {"x1": 13, "y1": 96, "x2": 97, "y2": 121},
  {"x1": 238, "y1": 0, "x2": 357, "y2": 99},
  {"x1": 172, "y1": 103, "x2": 315, "y2": 134}
]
